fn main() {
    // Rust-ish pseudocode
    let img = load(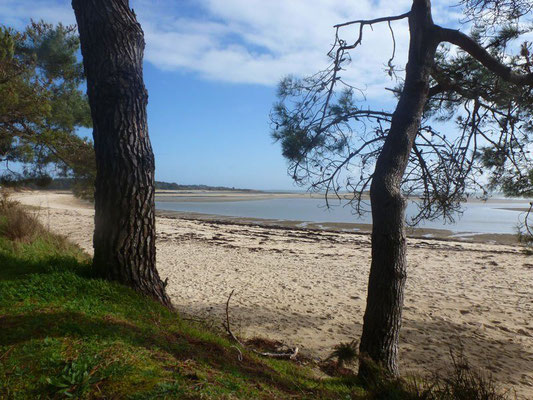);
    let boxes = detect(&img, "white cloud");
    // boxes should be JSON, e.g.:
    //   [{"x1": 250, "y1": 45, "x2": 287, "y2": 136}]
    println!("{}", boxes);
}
[
  {"x1": 1, "y1": 0, "x2": 461, "y2": 92},
  {"x1": 137, "y1": 0, "x2": 414, "y2": 89},
  {"x1": 134, "y1": 0, "x2": 462, "y2": 95},
  {"x1": 0, "y1": 0, "x2": 75, "y2": 28}
]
